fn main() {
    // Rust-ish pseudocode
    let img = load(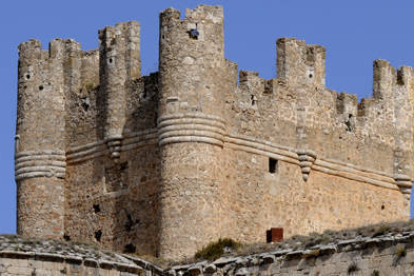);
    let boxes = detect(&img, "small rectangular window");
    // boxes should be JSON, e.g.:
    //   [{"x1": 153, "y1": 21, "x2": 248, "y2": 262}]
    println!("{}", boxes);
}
[{"x1": 269, "y1": 158, "x2": 278, "y2": 174}]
